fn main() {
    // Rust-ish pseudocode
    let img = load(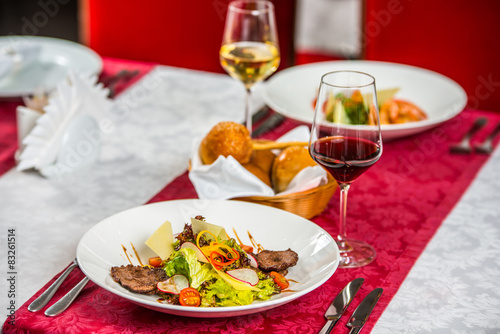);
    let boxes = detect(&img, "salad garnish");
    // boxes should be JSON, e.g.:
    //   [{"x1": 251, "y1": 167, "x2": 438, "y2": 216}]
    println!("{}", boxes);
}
[
  {"x1": 314, "y1": 87, "x2": 427, "y2": 125},
  {"x1": 111, "y1": 216, "x2": 299, "y2": 307}
]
